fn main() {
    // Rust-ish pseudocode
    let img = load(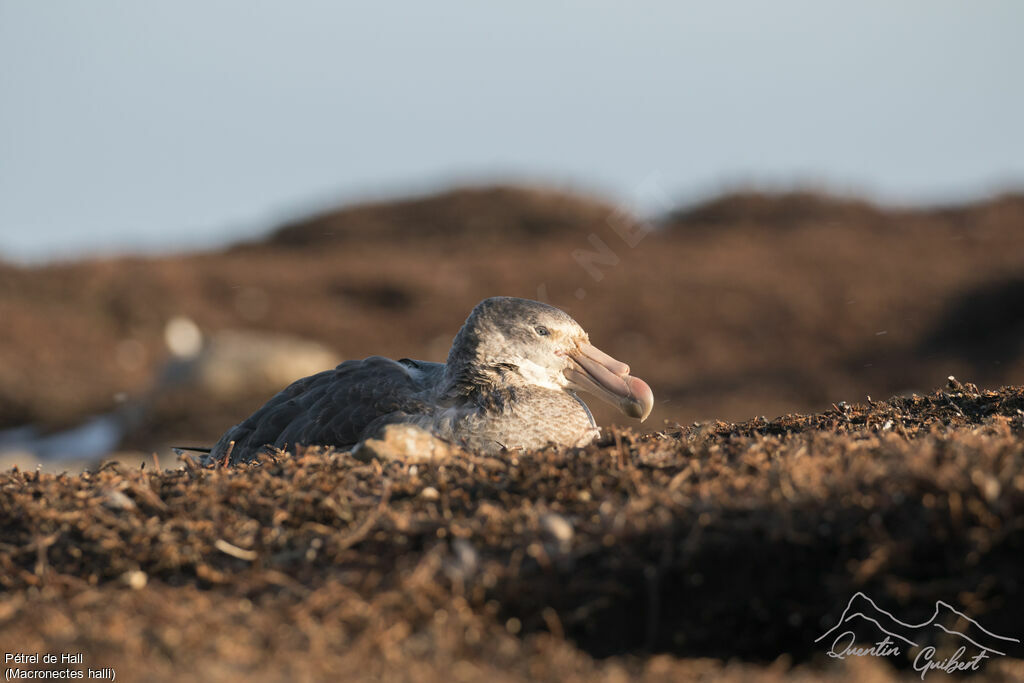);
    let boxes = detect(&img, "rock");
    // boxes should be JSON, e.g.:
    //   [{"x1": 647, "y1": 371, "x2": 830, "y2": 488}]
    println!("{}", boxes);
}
[
  {"x1": 351, "y1": 424, "x2": 458, "y2": 463},
  {"x1": 539, "y1": 512, "x2": 575, "y2": 545},
  {"x1": 121, "y1": 570, "x2": 148, "y2": 590}
]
